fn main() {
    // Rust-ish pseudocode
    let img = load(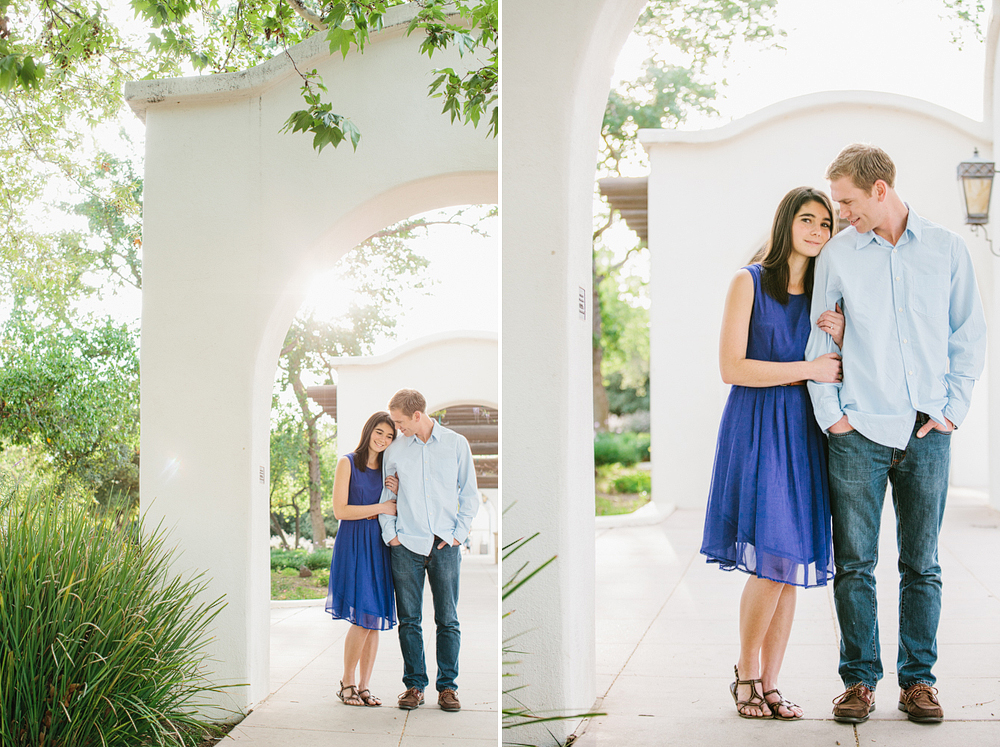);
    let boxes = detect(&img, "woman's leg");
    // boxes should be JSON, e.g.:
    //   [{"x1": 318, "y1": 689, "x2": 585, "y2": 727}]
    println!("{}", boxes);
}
[
  {"x1": 358, "y1": 630, "x2": 380, "y2": 696},
  {"x1": 760, "y1": 583, "x2": 803, "y2": 718},
  {"x1": 736, "y1": 575, "x2": 784, "y2": 716},
  {"x1": 342, "y1": 624, "x2": 368, "y2": 689}
]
